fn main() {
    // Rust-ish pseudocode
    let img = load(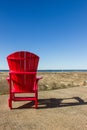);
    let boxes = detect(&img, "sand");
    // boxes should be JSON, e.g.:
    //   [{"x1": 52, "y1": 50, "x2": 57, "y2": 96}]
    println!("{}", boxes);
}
[{"x1": 0, "y1": 86, "x2": 87, "y2": 130}]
